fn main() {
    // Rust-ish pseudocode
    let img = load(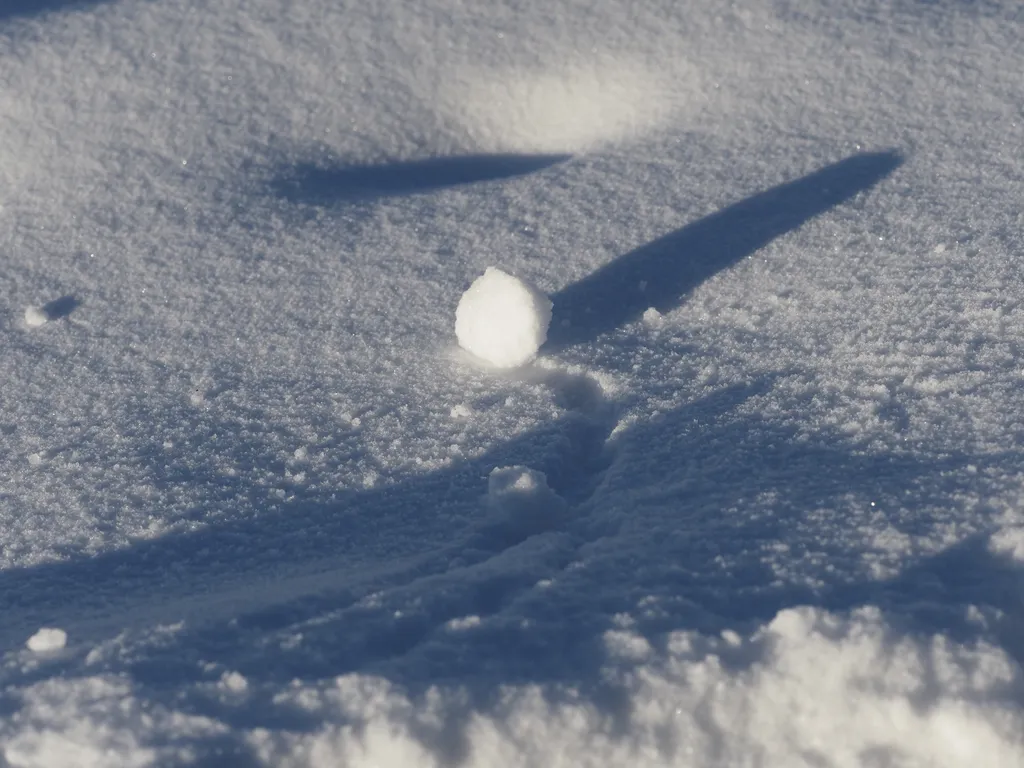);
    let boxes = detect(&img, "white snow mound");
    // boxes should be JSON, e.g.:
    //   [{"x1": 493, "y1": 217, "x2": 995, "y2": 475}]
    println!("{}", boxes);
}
[
  {"x1": 456, "y1": 268, "x2": 552, "y2": 368},
  {"x1": 26, "y1": 628, "x2": 67, "y2": 653},
  {"x1": 487, "y1": 465, "x2": 566, "y2": 533},
  {"x1": 488, "y1": 464, "x2": 550, "y2": 500}
]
